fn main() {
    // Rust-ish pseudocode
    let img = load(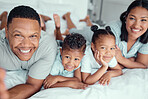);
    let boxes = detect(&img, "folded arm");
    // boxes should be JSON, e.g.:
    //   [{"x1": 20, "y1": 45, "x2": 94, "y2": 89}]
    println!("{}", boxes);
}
[{"x1": 8, "y1": 76, "x2": 43, "y2": 99}]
